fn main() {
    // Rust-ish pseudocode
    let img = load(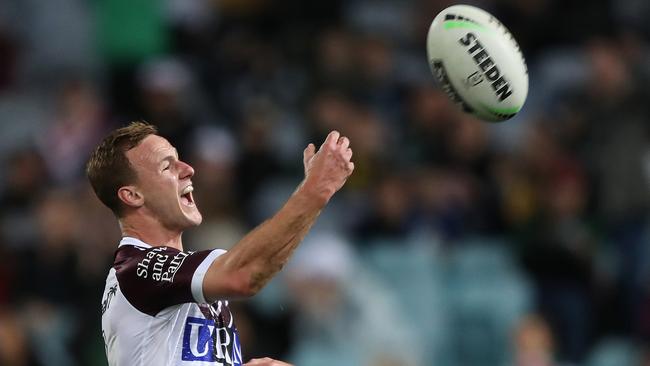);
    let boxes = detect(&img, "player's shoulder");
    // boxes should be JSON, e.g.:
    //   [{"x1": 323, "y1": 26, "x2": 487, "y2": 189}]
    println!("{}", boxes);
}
[
  {"x1": 112, "y1": 243, "x2": 191, "y2": 315},
  {"x1": 110, "y1": 237, "x2": 228, "y2": 315},
  {"x1": 114, "y1": 243, "x2": 190, "y2": 282}
]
